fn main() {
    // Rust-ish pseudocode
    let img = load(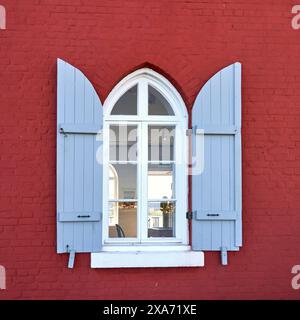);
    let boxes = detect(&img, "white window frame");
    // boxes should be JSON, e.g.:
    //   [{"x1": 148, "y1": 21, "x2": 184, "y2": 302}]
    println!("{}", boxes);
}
[
  {"x1": 108, "y1": 164, "x2": 119, "y2": 226},
  {"x1": 102, "y1": 68, "x2": 189, "y2": 249}
]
